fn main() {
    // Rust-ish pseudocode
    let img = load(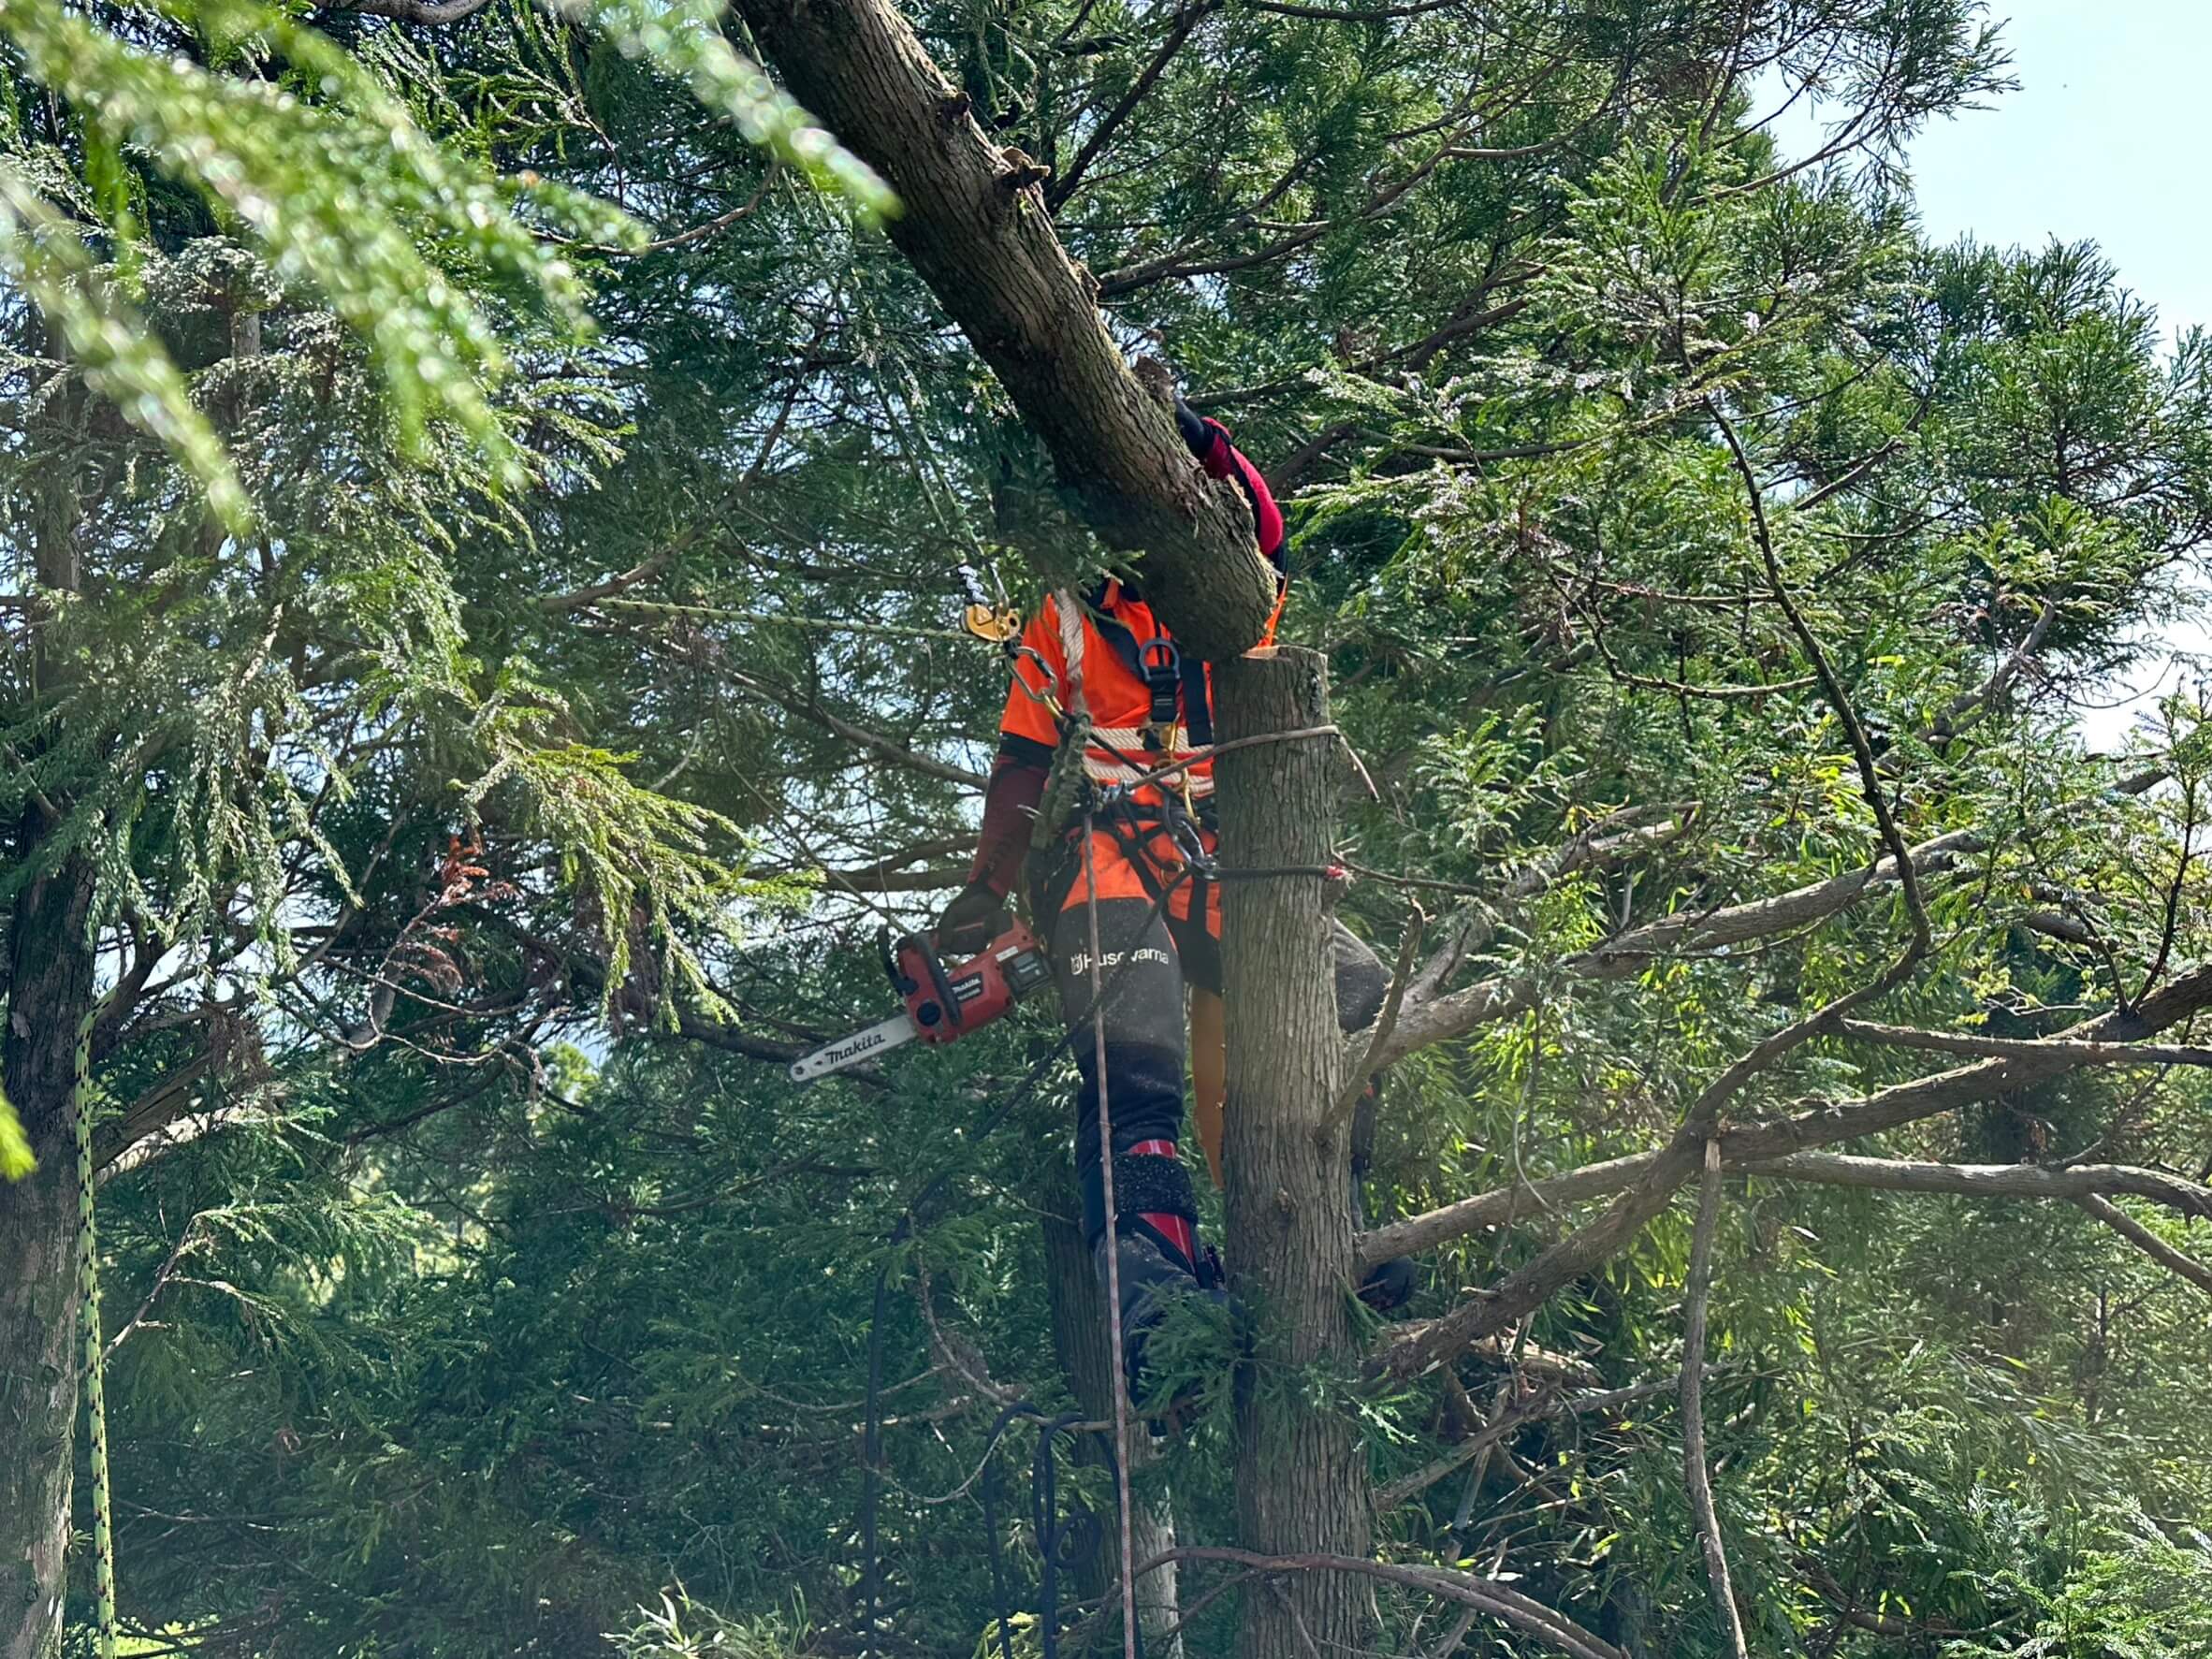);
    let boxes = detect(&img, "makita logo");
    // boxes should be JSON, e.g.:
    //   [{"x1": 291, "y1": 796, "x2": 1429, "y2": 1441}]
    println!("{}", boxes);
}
[{"x1": 823, "y1": 1027, "x2": 891, "y2": 1065}]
